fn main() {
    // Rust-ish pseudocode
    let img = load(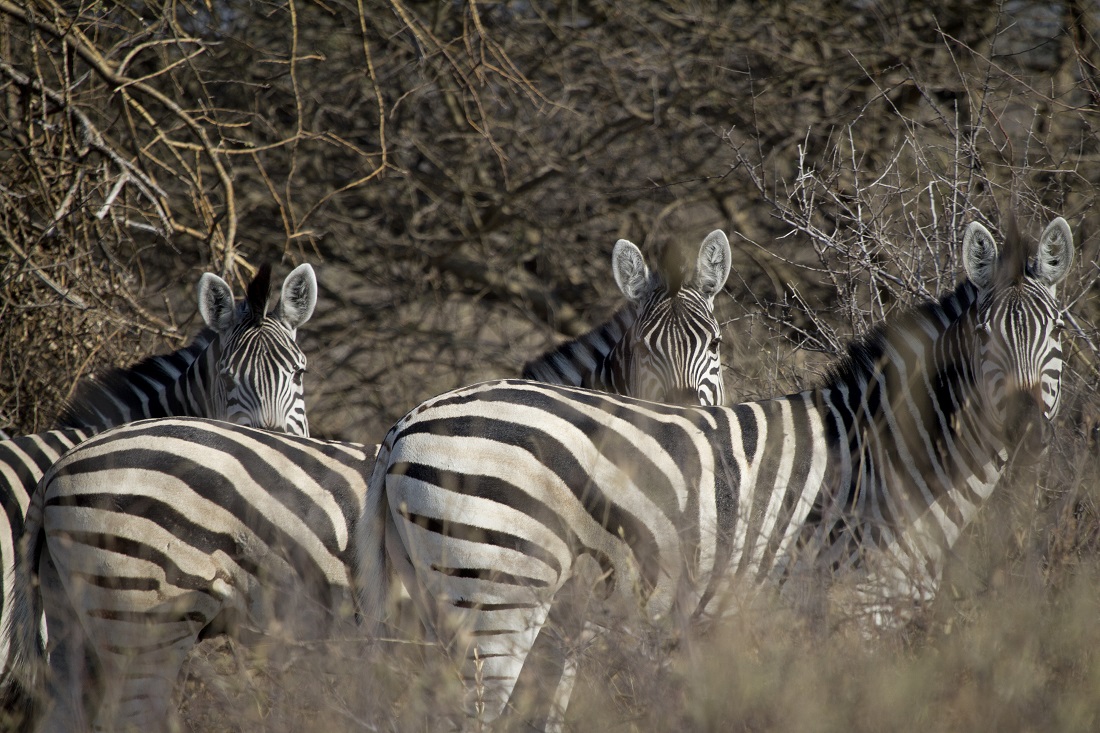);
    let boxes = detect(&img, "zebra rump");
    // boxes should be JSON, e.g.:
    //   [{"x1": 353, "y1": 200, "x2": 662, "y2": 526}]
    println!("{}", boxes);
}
[{"x1": 4, "y1": 418, "x2": 372, "y2": 731}]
